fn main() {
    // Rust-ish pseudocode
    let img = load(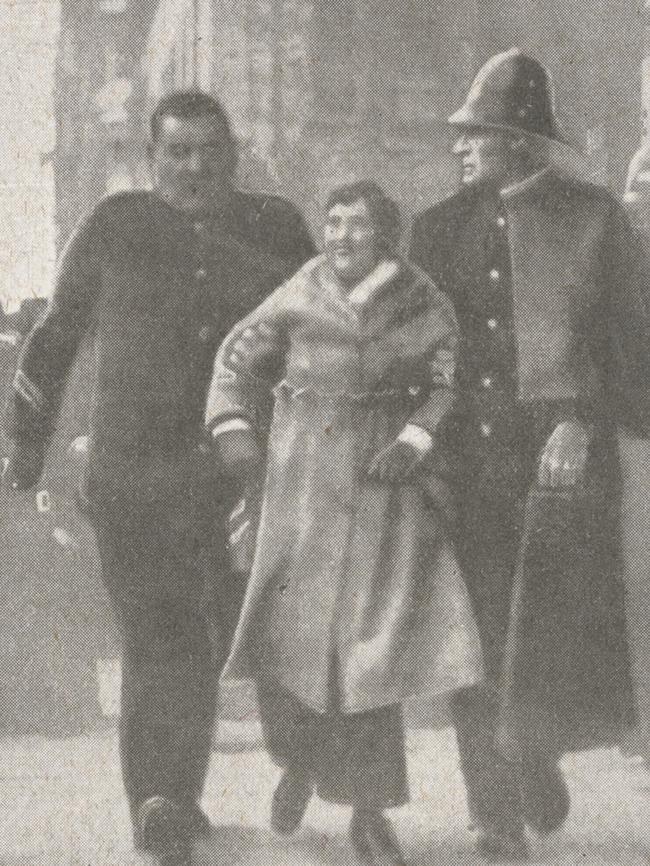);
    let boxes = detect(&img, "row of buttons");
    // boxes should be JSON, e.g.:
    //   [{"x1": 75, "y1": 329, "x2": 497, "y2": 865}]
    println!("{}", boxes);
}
[
  {"x1": 194, "y1": 220, "x2": 211, "y2": 342},
  {"x1": 480, "y1": 211, "x2": 507, "y2": 438}
]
